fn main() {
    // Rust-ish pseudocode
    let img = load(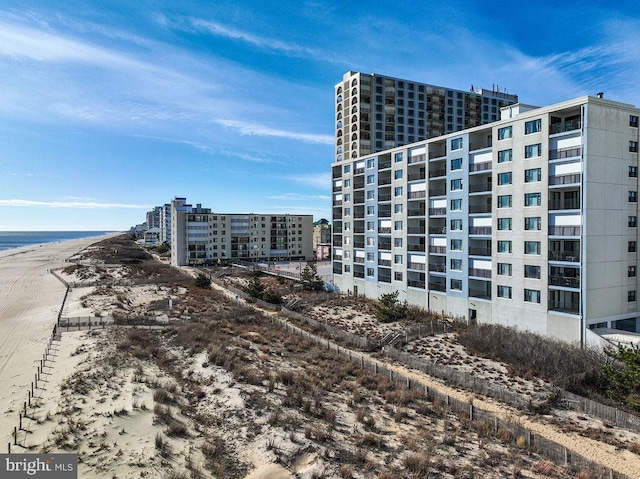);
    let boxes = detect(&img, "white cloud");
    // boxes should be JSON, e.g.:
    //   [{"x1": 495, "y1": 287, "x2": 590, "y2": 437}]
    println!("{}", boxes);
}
[
  {"x1": 267, "y1": 193, "x2": 330, "y2": 201},
  {"x1": 283, "y1": 172, "x2": 331, "y2": 190},
  {"x1": 0, "y1": 199, "x2": 149, "y2": 209},
  {"x1": 215, "y1": 119, "x2": 333, "y2": 145}
]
